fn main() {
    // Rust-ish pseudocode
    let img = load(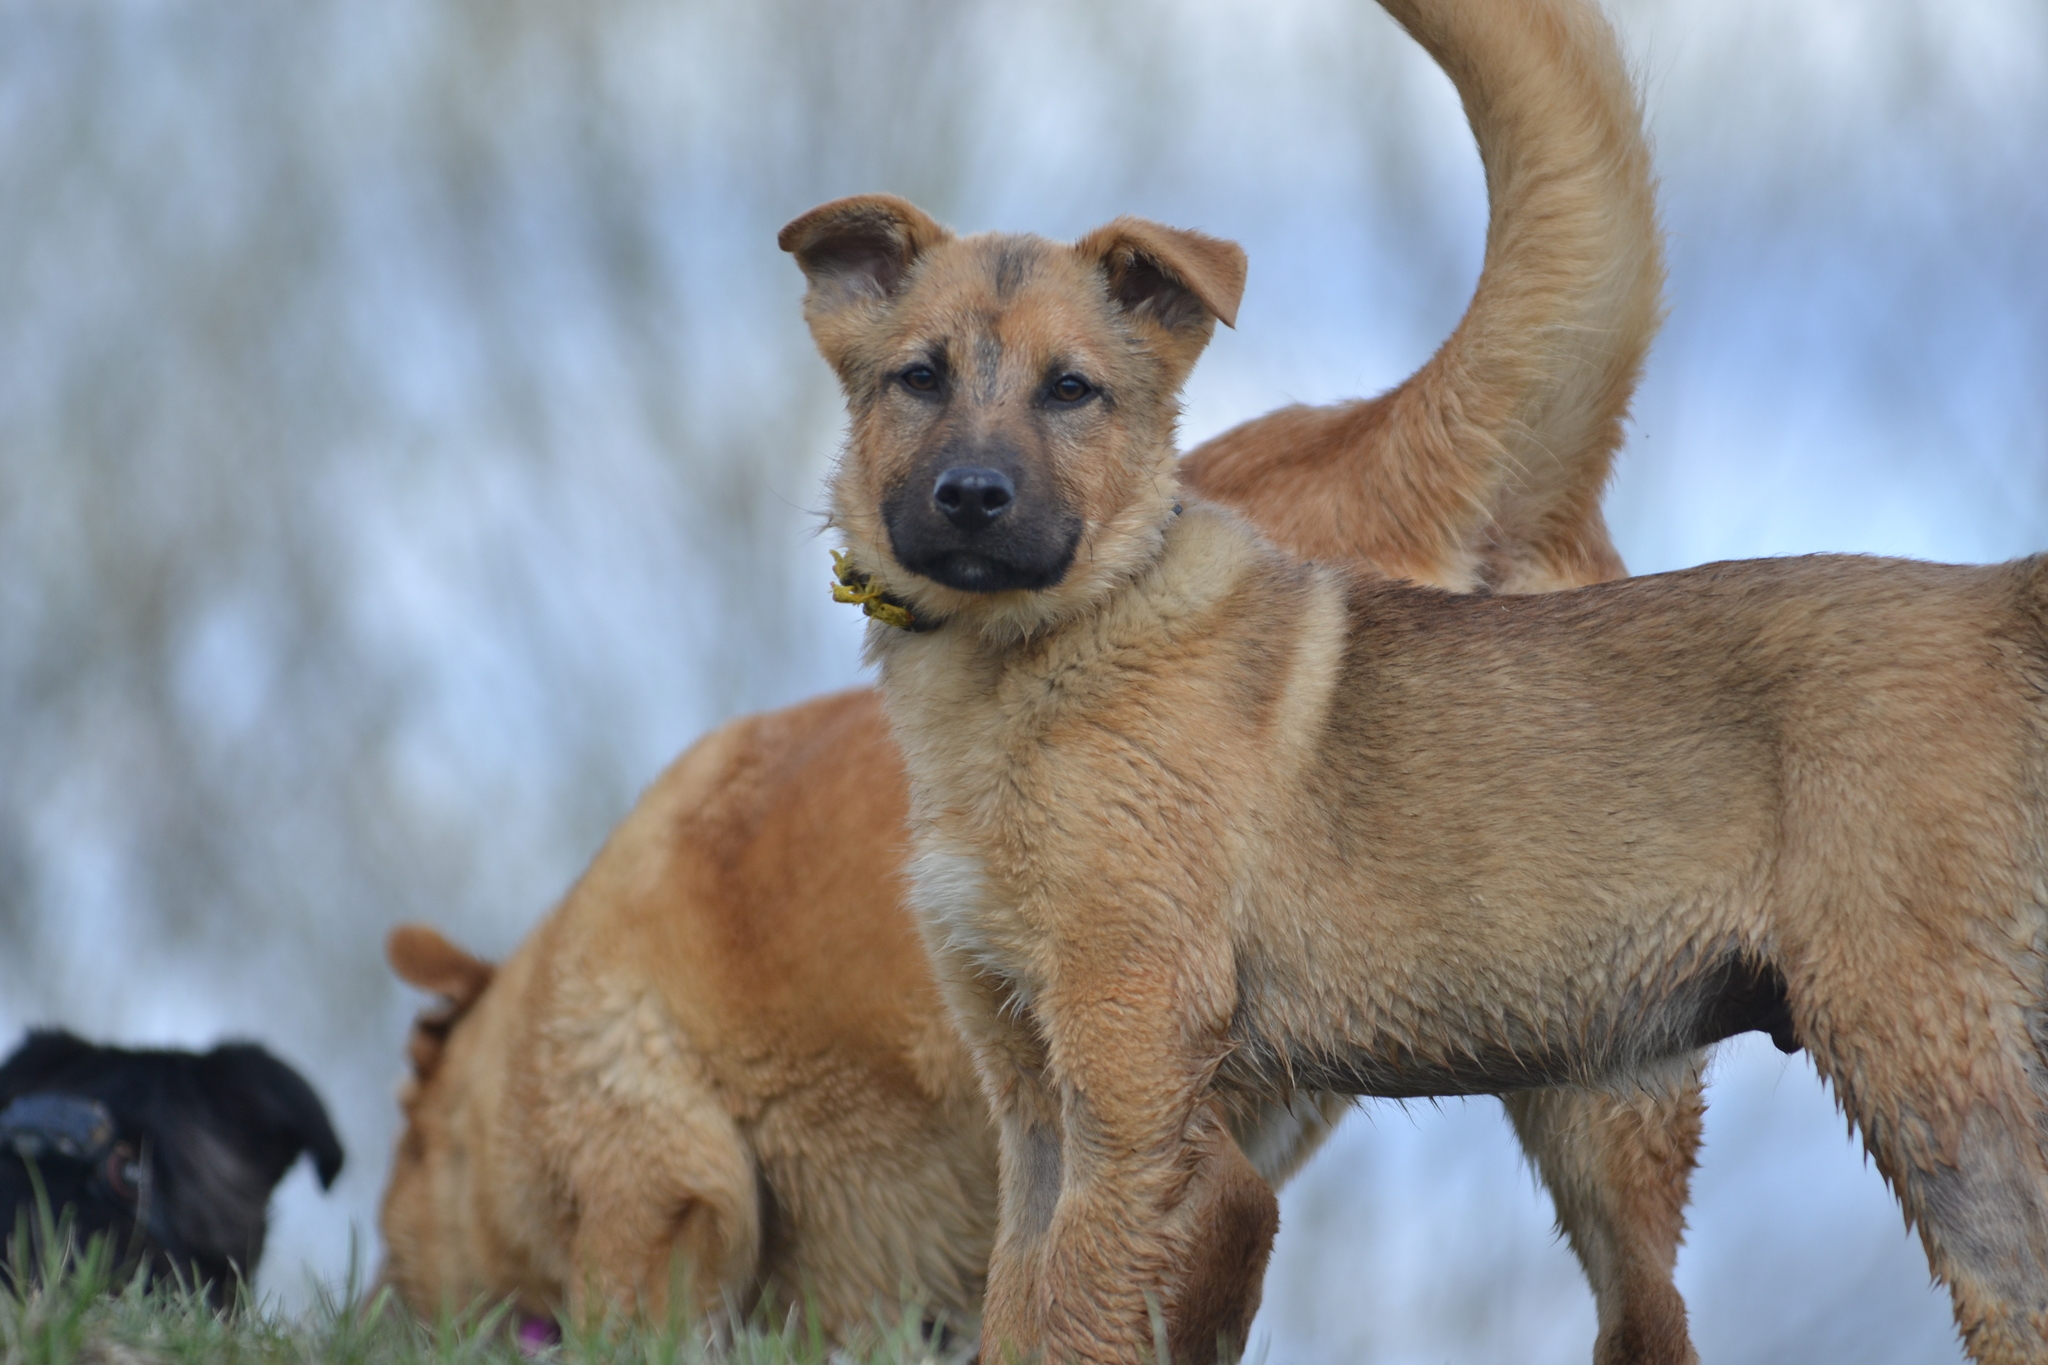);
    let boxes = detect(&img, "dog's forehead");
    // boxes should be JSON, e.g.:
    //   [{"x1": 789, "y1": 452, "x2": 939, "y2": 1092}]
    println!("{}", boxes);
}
[{"x1": 890, "y1": 233, "x2": 1116, "y2": 361}]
